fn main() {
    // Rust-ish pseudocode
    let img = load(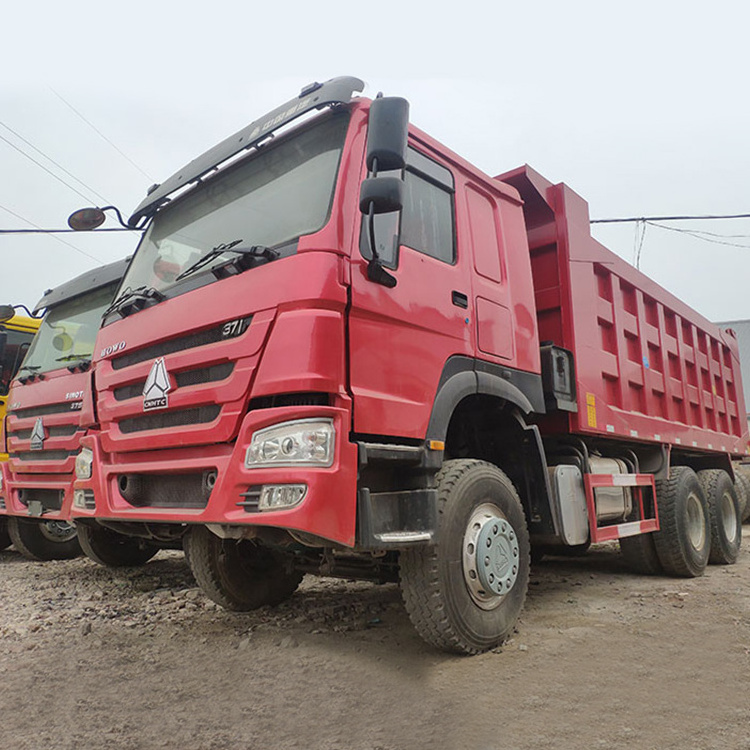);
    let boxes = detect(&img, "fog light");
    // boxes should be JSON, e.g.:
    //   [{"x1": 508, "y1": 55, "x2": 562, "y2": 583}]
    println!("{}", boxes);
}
[
  {"x1": 258, "y1": 484, "x2": 307, "y2": 511},
  {"x1": 75, "y1": 448, "x2": 94, "y2": 480}
]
